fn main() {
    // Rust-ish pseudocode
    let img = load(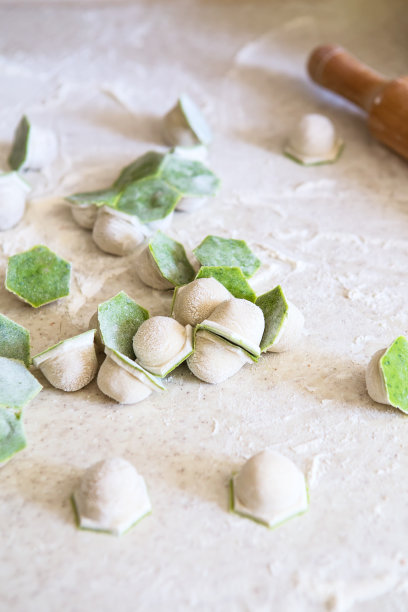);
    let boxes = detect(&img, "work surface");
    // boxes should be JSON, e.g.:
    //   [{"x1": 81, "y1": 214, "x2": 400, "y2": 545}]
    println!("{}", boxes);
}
[{"x1": 1, "y1": 1, "x2": 408, "y2": 611}]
